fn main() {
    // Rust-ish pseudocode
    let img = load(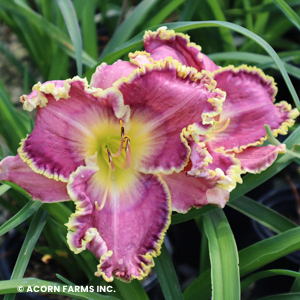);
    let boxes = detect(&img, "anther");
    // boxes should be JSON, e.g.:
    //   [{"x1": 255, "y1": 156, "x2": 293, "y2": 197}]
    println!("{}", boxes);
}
[
  {"x1": 124, "y1": 136, "x2": 130, "y2": 151},
  {"x1": 124, "y1": 137, "x2": 131, "y2": 169},
  {"x1": 107, "y1": 149, "x2": 115, "y2": 171}
]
